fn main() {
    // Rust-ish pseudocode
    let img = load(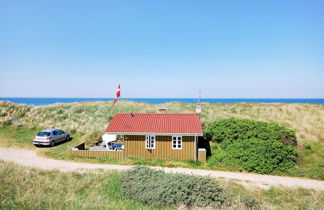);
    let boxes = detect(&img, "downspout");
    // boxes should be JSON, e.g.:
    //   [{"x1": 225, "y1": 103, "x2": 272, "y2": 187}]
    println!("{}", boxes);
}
[{"x1": 194, "y1": 134, "x2": 197, "y2": 162}]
